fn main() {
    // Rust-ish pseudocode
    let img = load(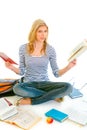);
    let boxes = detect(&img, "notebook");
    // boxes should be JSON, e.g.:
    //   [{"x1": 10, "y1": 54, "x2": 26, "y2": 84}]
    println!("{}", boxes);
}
[
  {"x1": 45, "y1": 108, "x2": 68, "y2": 122},
  {"x1": 68, "y1": 87, "x2": 83, "y2": 99}
]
